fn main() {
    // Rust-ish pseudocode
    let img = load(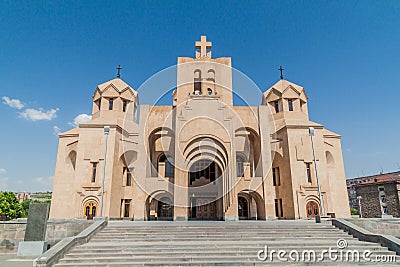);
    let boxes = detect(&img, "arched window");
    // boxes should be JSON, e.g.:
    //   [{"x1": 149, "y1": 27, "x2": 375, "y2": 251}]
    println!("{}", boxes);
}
[
  {"x1": 207, "y1": 69, "x2": 215, "y2": 94},
  {"x1": 68, "y1": 150, "x2": 77, "y2": 170},
  {"x1": 85, "y1": 206, "x2": 90, "y2": 216},
  {"x1": 83, "y1": 201, "x2": 98, "y2": 217},
  {"x1": 194, "y1": 69, "x2": 202, "y2": 94}
]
